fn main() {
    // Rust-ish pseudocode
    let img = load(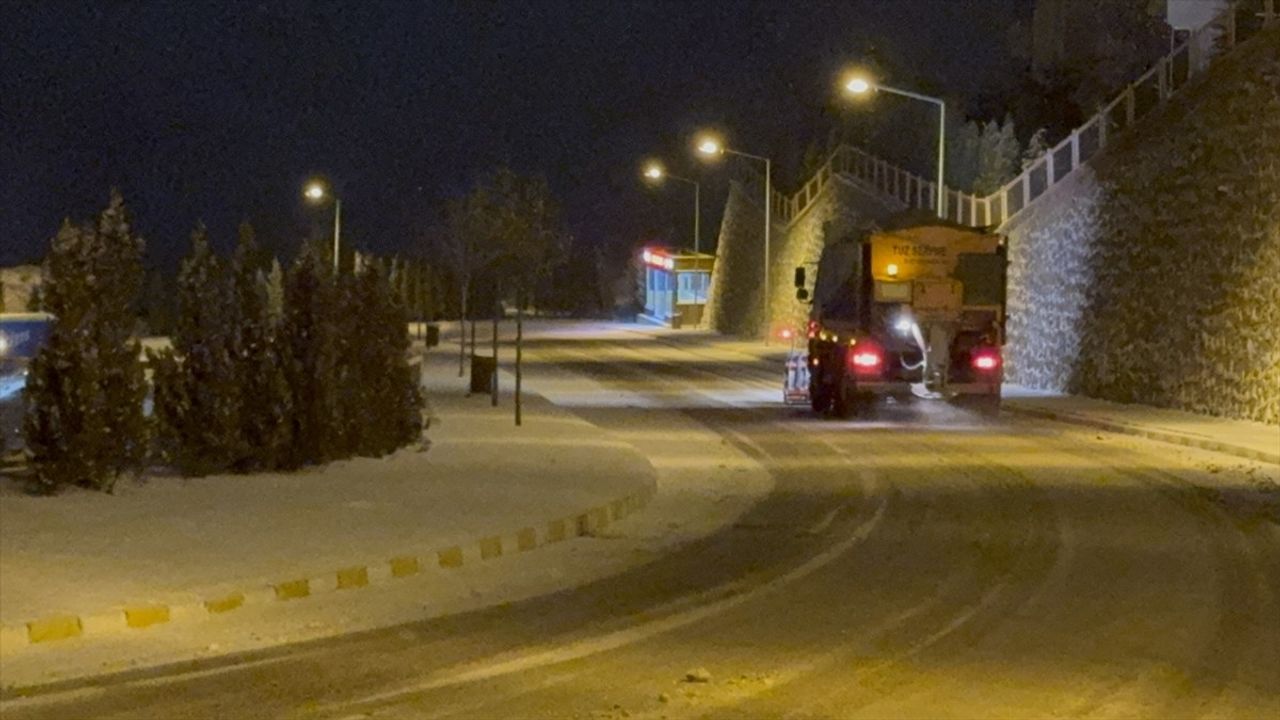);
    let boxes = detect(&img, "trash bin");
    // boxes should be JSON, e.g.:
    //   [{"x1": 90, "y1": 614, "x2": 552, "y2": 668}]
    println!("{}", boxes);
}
[
  {"x1": 425, "y1": 324, "x2": 440, "y2": 348},
  {"x1": 470, "y1": 355, "x2": 496, "y2": 394}
]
